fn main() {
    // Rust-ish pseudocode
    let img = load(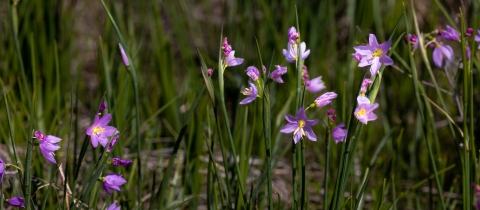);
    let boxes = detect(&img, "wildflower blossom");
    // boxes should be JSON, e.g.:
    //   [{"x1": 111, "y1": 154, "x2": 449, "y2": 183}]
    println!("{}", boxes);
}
[
  {"x1": 432, "y1": 44, "x2": 453, "y2": 68},
  {"x1": 6, "y1": 197, "x2": 25, "y2": 208},
  {"x1": 360, "y1": 78, "x2": 373, "y2": 94},
  {"x1": 353, "y1": 34, "x2": 393, "y2": 76},
  {"x1": 107, "y1": 201, "x2": 121, "y2": 210},
  {"x1": 288, "y1": 26, "x2": 300, "y2": 44},
  {"x1": 246, "y1": 66, "x2": 260, "y2": 81},
  {"x1": 280, "y1": 107, "x2": 318, "y2": 144},
  {"x1": 86, "y1": 114, "x2": 119, "y2": 148},
  {"x1": 306, "y1": 76, "x2": 326, "y2": 93},
  {"x1": 352, "y1": 52, "x2": 363, "y2": 61},
  {"x1": 327, "y1": 108, "x2": 335, "y2": 116},
  {"x1": 239, "y1": 81, "x2": 259, "y2": 105},
  {"x1": 442, "y1": 25, "x2": 460, "y2": 41},
  {"x1": 35, "y1": 130, "x2": 61, "y2": 164},
  {"x1": 224, "y1": 51, "x2": 243, "y2": 67},
  {"x1": 112, "y1": 157, "x2": 133, "y2": 167},
  {"x1": 0, "y1": 157, "x2": 4, "y2": 184},
  {"x1": 405, "y1": 34, "x2": 418, "y2": 51},
  {"x1": 354, "y1": 96, "x2": 379, "y2": 125},
  {"x1": 207, "y1": 68, "x2": 213, "y2": 76},
  {"x1": 466, "y1": 28, "x2": 473, "y2": 37},
  {"x1": 313, "y1": 92, "x2": 337, "y2": 107},
  {"x1": 118, "y1": 44, "x2": 129, "y2": 67},
  {"x1": 283, "y1": 42, "x2": 310, "y2": 63},
  {"x1": 107, "y1": 136, "x2": 119, "y2": 153},
  {"x1": 302, "y1": 65, "x2": 310, "y2": 81},
  {"x1": 101, "y1": 174, "x2": 127, "y2": 195},
  {"x1": 332, "y1": 122, "x2": 348, "y2": 144},
  {"x1": 270, "y1": 65, "x2": 287, "y2": 83},
  {"x1": 99, "y1": 101, "x2": 107, "y2": 114},
  {"x1": 222, "y1": 37, "x2": 232, "y2": 56}
]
